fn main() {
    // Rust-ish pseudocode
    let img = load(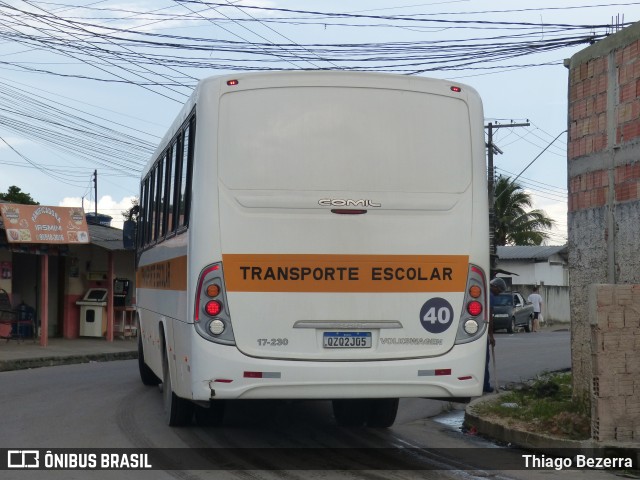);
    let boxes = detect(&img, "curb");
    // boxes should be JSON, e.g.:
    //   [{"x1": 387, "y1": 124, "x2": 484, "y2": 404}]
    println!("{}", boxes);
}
[
  {"x1": 464, "y1": 394, "x2": 640, "y2": 459},
  {"x1": 0, "y1": 351, "x2": 138, "y2": 372},
  {"x1": 464, "y1": 393, "x2": 593, "y2": 451}
]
